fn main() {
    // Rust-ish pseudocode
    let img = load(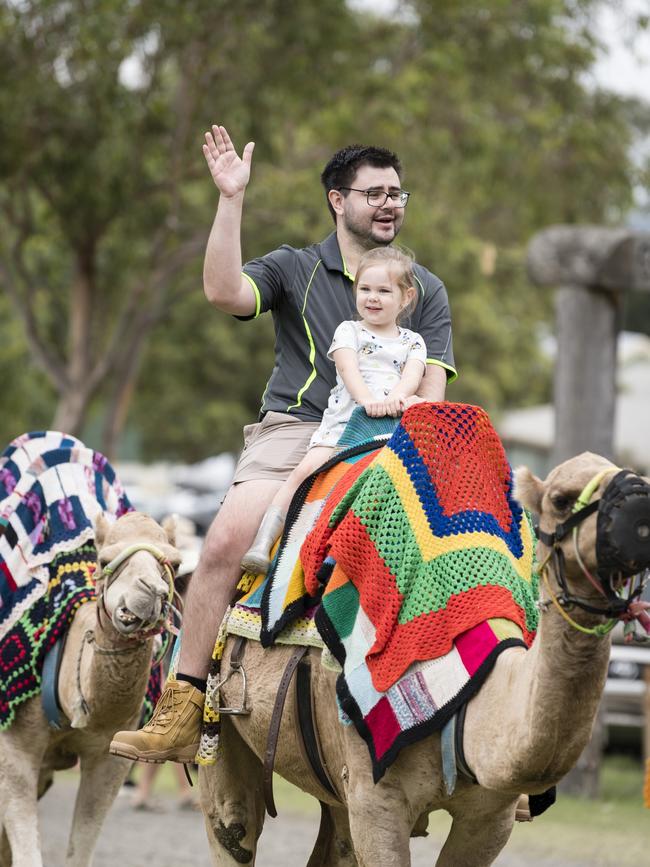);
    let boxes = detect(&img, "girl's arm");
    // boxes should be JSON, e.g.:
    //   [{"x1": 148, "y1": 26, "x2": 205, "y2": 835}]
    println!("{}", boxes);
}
[
  {"x1": 332, "y1": 348, "x2": 386, "y2": 417},
  {"x1": 385, "y1": 358, "x2": 426, "y2": 405}
]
